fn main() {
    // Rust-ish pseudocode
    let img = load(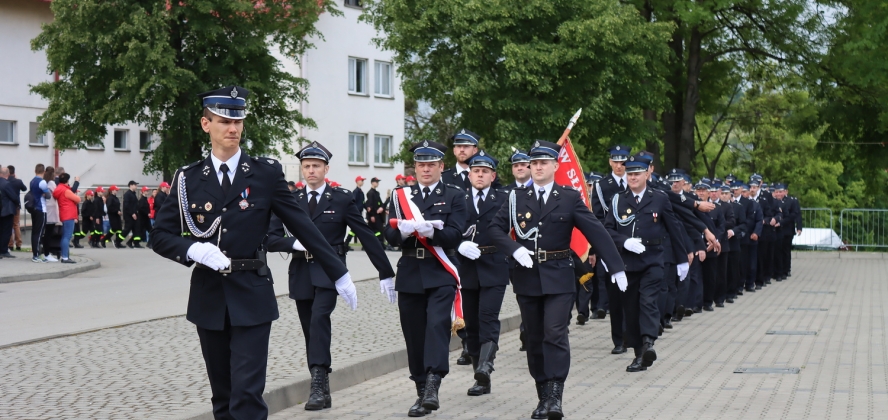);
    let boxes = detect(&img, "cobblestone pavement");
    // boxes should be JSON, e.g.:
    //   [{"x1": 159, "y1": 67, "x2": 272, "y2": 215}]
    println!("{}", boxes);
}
[
  {"x1": 0, "y1": 276, "x2": 519, "y2": 419},
  {"x1": 270, "y1": 253, "x2": 888, "y2": 420},
  {"x1": 2, "y1": 253, "x2": 887, "y2": 419}
]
